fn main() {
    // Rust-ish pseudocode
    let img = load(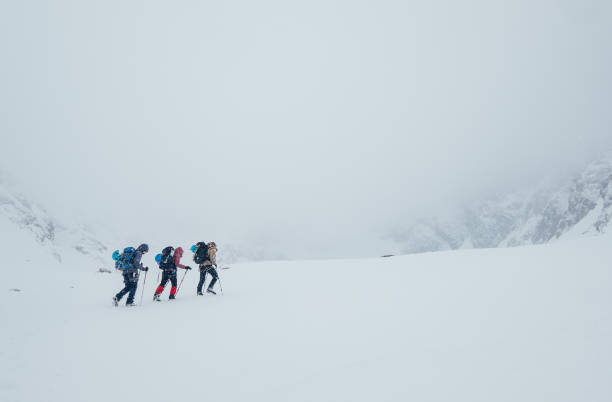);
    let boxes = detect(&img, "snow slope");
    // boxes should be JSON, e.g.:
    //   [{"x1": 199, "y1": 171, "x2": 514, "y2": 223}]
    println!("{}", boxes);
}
[
  {"x1": 393, "y1": 156, "x2": 612, "y2": 254},
  {"x1": 2, "y1": 234, "x2": 611, "y2": 402},
  {"x1": 0, "y1": 181, "x2": 111, "y2": 266}
]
